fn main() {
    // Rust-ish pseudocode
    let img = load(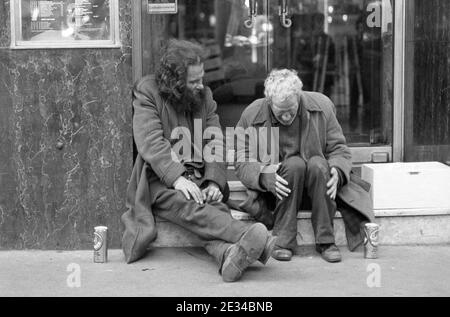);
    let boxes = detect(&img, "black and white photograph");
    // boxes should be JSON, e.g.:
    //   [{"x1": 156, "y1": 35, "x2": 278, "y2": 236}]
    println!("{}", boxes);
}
[{"x1": 0, "y1": 0, "x2": 449, "y2": 302}]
